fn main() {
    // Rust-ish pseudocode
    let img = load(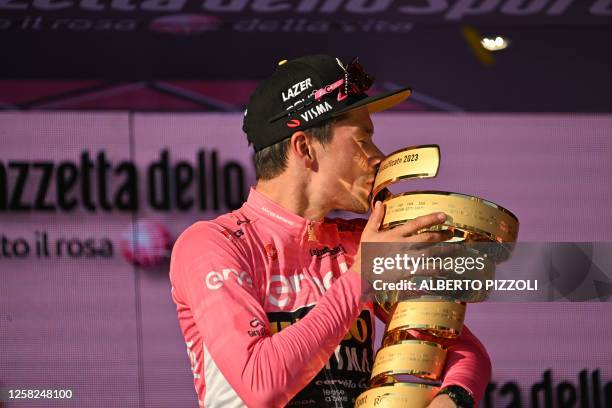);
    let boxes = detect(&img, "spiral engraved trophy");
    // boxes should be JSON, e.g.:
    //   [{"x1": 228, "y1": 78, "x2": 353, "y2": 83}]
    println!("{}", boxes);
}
[{"x1": 354, "y1": 145, "x2": 519, "y2": 408}]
